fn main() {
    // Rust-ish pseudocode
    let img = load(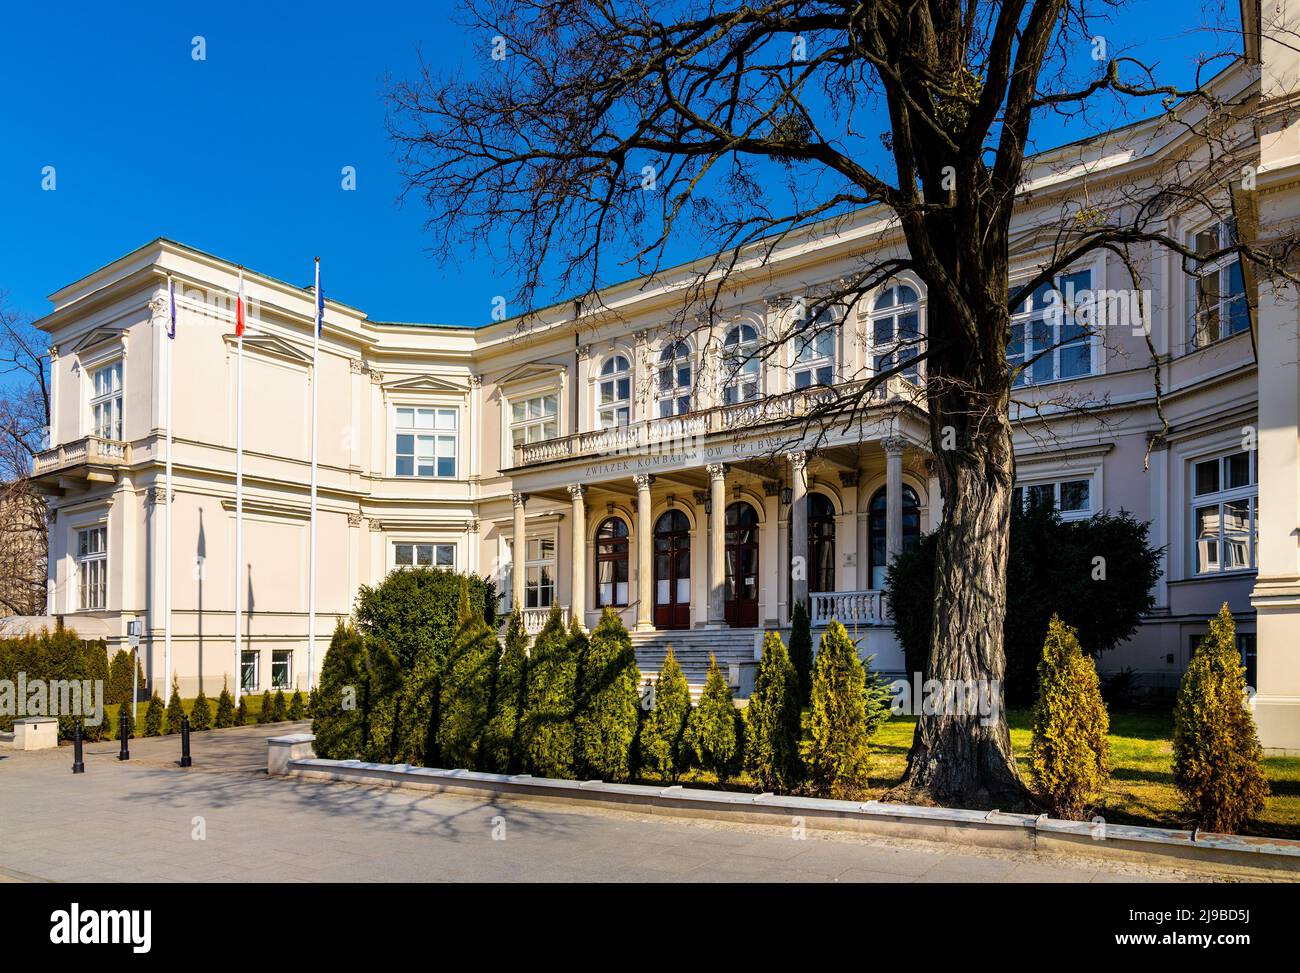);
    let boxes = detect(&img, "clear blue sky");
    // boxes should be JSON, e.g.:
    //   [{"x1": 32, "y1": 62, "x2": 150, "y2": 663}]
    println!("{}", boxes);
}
[{"x1": 0, "y1": 0, "x2": 1242, "y2": 331}]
